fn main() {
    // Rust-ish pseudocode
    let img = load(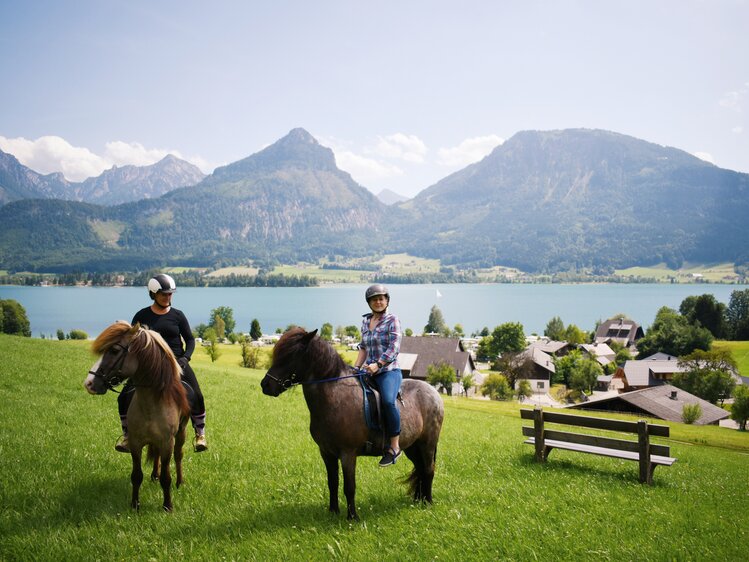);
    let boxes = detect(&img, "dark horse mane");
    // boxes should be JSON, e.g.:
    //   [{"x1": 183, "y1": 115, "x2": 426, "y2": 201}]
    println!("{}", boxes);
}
[
  {"x1": 93, "y1": 321, "x2": 188, "y2": 412},
  {"x1": 274, "y1": 327, "x2": 348, "y2": 379}
]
